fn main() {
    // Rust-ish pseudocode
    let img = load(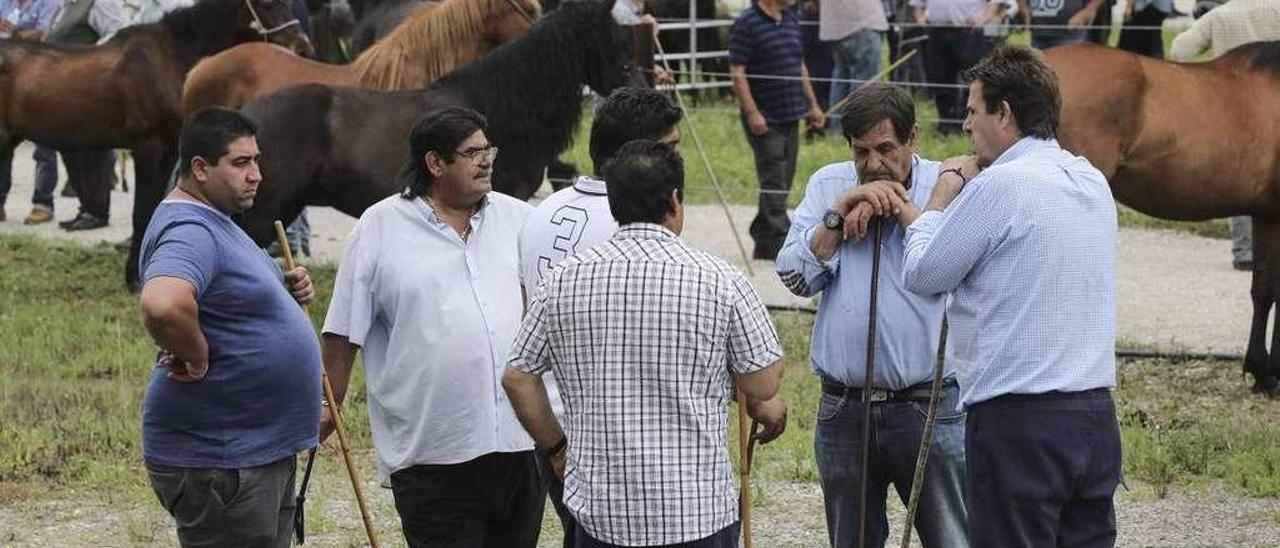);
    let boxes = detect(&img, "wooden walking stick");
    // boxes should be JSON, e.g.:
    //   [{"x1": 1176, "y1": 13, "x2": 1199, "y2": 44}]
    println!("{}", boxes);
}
[
  {"x1": 857, "y1": 219, "x2": 885, "y2": 548},
  {"x1": 900, "y1": 316, "x2": 948, "y2": 548},
  {"x1": 737, "y1": 389, "x2": 757, "y2": 548},
  {"x1": 275, "y1": 220, "x2": 381, "y2": 548}
]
